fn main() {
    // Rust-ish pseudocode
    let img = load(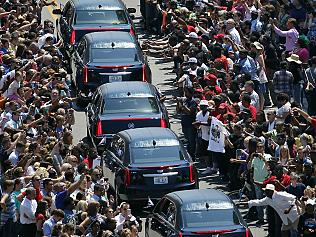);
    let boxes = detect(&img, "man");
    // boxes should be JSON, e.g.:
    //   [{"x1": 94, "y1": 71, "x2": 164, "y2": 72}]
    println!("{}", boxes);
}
[
  {"x1": 89, "y1": 183, "x2": 108, "y2": 213},
  {"x1": 42, "y1": 178, "x2": 54, "y2": 198},
  {"x1": 250, "y1": 10, "x2": 262, "y2": 33},
  {"x1": 241, "y1": 93, "x2": 257, "y2": 121},
  {"x1": 43, "y1": 209, "x2": 65, "y2": 237},
  {"x1": 272, "y1": 61, "x2": 294, "y2": 96},
  {"x1": 244, "y1": 80, "x2": 260, "y2": 111},
  {"x1": 292, "y1": 107, "x2": 316, "y2": 133},
  {"x1": 4, "y1": 111, "x2": 21, "y2": 130},
  {"x1": 237, "y1": 50, "x2": 260, "y2": 85},
  {"x1": 226, "y1": 19, "x2": 241, "y2": 45},
  {"x1": 263, "y1": 109, "x2": 276, "y2": 132},
  {"x1": 245, "y1": 184, "x2": 300, "y2": 237},
  {"x1": 298, "y1": 199, "x2": 316, "y2": 236},
  {"x1": 20, "y1": 187, "x2": 37, "y2": 237},
  {"x1": 8, "y1": 142, "x2": 25, "y2": 167},
  {"x1": 176, "y1": 87, "x2": 198, "y2": 158},
  {"x1": 272, "y1": 18, "x2": 299, "y2": 53},
  {"x1": 276, "y1": 93, "x2": 291, "y2": 122},
  {"x1": 251, "y1": 142, "x2": 270, "y2": 225},
  {"x1": 193, "y1": 100, "x2": 211, "y2": 174}
]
